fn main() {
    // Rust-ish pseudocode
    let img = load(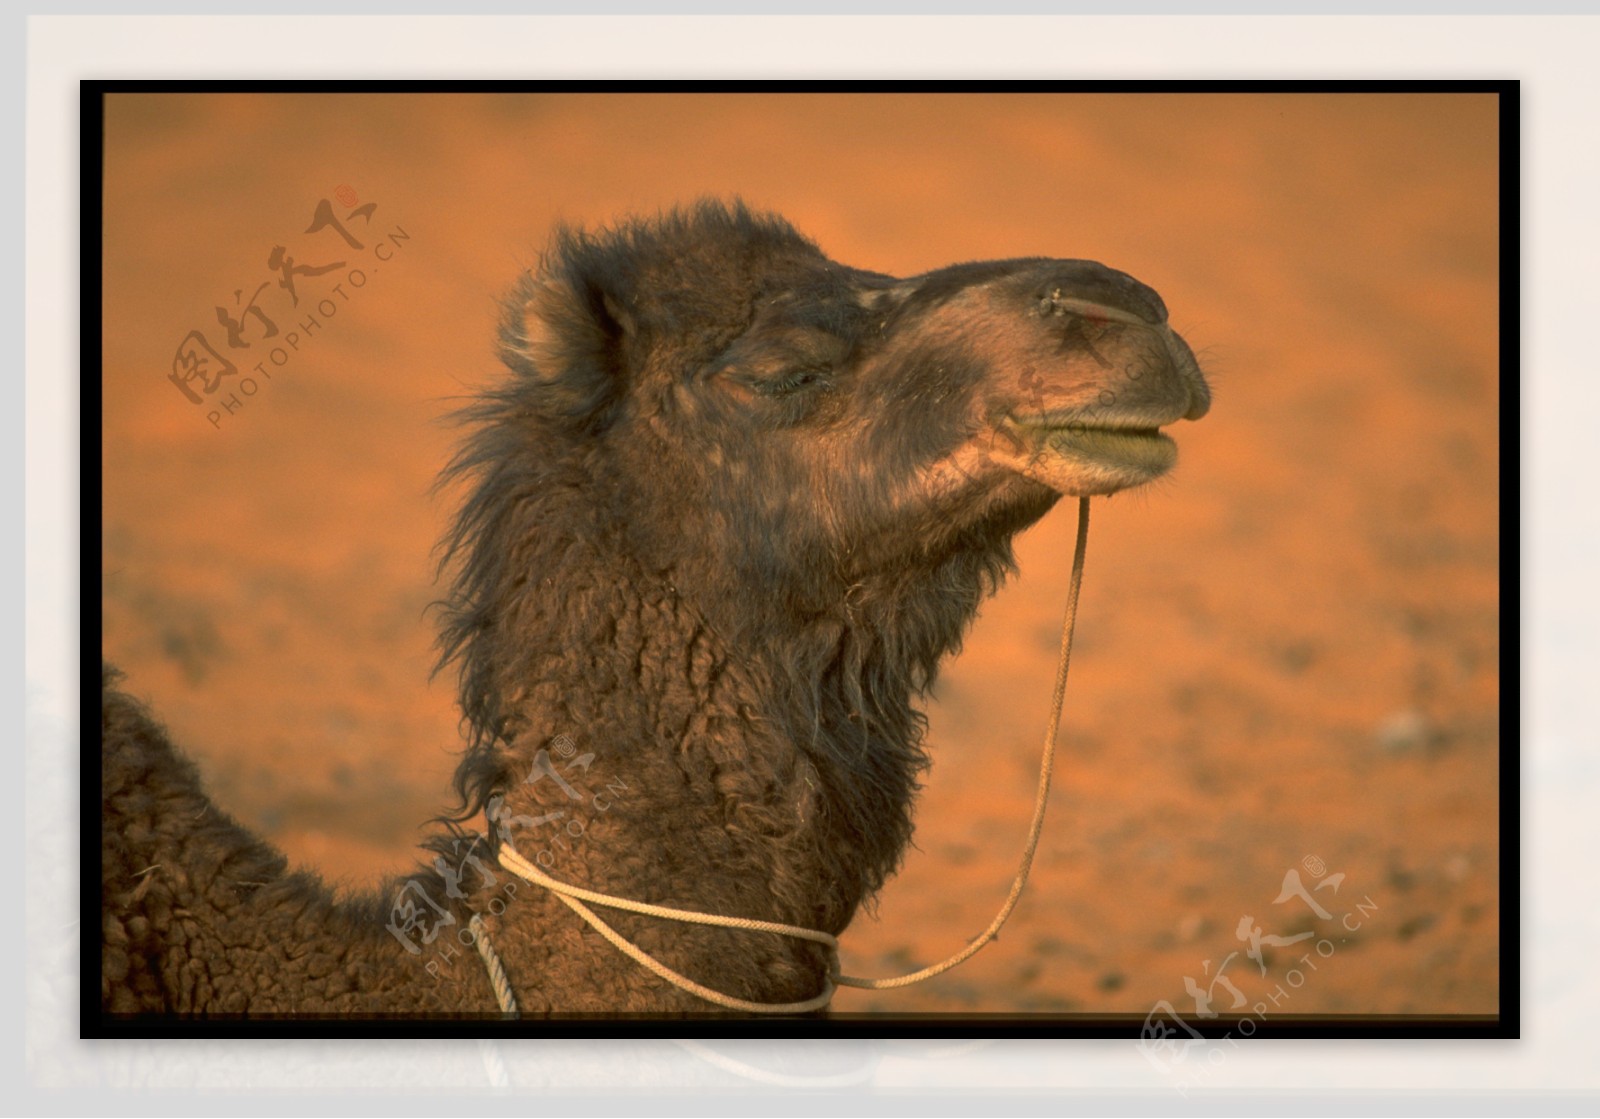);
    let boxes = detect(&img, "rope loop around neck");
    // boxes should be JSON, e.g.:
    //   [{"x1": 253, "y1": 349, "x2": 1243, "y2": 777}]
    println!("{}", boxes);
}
[{"x1": 476, "y1": 496, "x2": 1091, "y2": 1015}]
